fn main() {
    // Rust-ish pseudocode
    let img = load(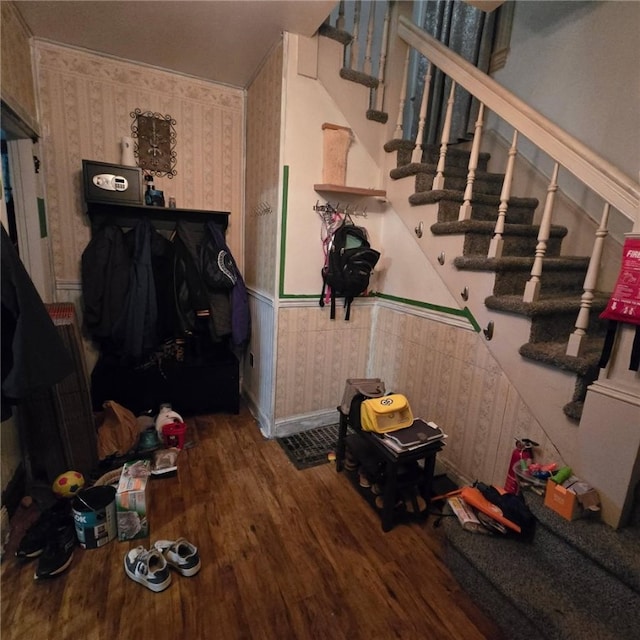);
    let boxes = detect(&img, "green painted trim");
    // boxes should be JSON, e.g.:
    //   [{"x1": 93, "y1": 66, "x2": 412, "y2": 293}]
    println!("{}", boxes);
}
[
  {"x1": 374, "y1": 293, "x2": 481, "y2": 331},
  {"x1": 275, "y1": 166, "x2": 479, "y2": 331},
  {"x1": 278, "y1": 166, "x2": 289, "y2": 297},
  {"x1": 37, "y1": 198, "x2": 47, "y2": 238}
]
